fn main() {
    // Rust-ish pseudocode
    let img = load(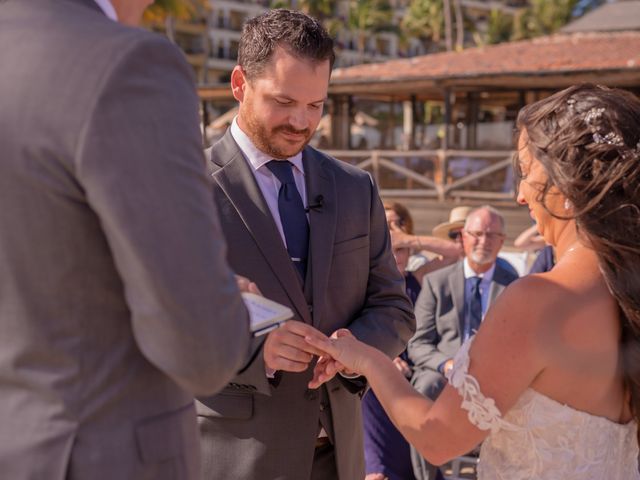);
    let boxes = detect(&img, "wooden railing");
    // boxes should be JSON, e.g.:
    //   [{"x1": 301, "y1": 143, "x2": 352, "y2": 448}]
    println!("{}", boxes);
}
[{"x1": 324, "y1": 149, "x2": 516, "y2": 202}]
